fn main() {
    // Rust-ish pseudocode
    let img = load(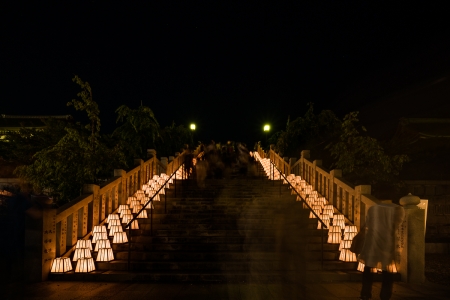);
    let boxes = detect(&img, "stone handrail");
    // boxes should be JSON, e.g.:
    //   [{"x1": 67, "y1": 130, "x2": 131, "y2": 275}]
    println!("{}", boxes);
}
[
  {"x1": 28, "y1": 152, "x2": 186, "y2": 281},
  {"x1": 257, "y1": 144, "x2": 425, "y2": 283}
]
